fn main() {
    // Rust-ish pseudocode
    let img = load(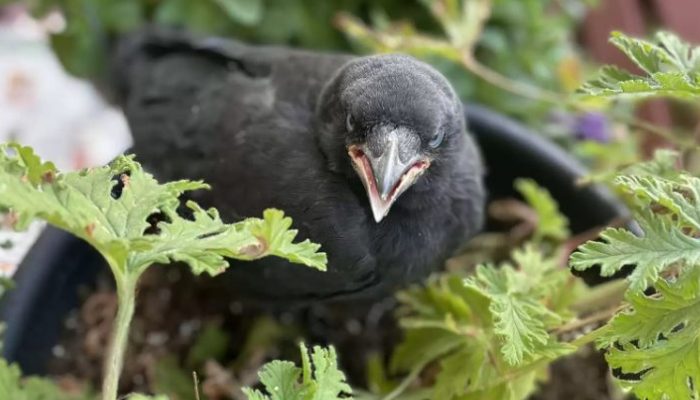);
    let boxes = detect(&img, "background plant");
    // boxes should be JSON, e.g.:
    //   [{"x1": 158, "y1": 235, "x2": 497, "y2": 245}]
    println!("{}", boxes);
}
[{"x1": 21, "y1": 0, "x2": 596, "y2": 140}]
